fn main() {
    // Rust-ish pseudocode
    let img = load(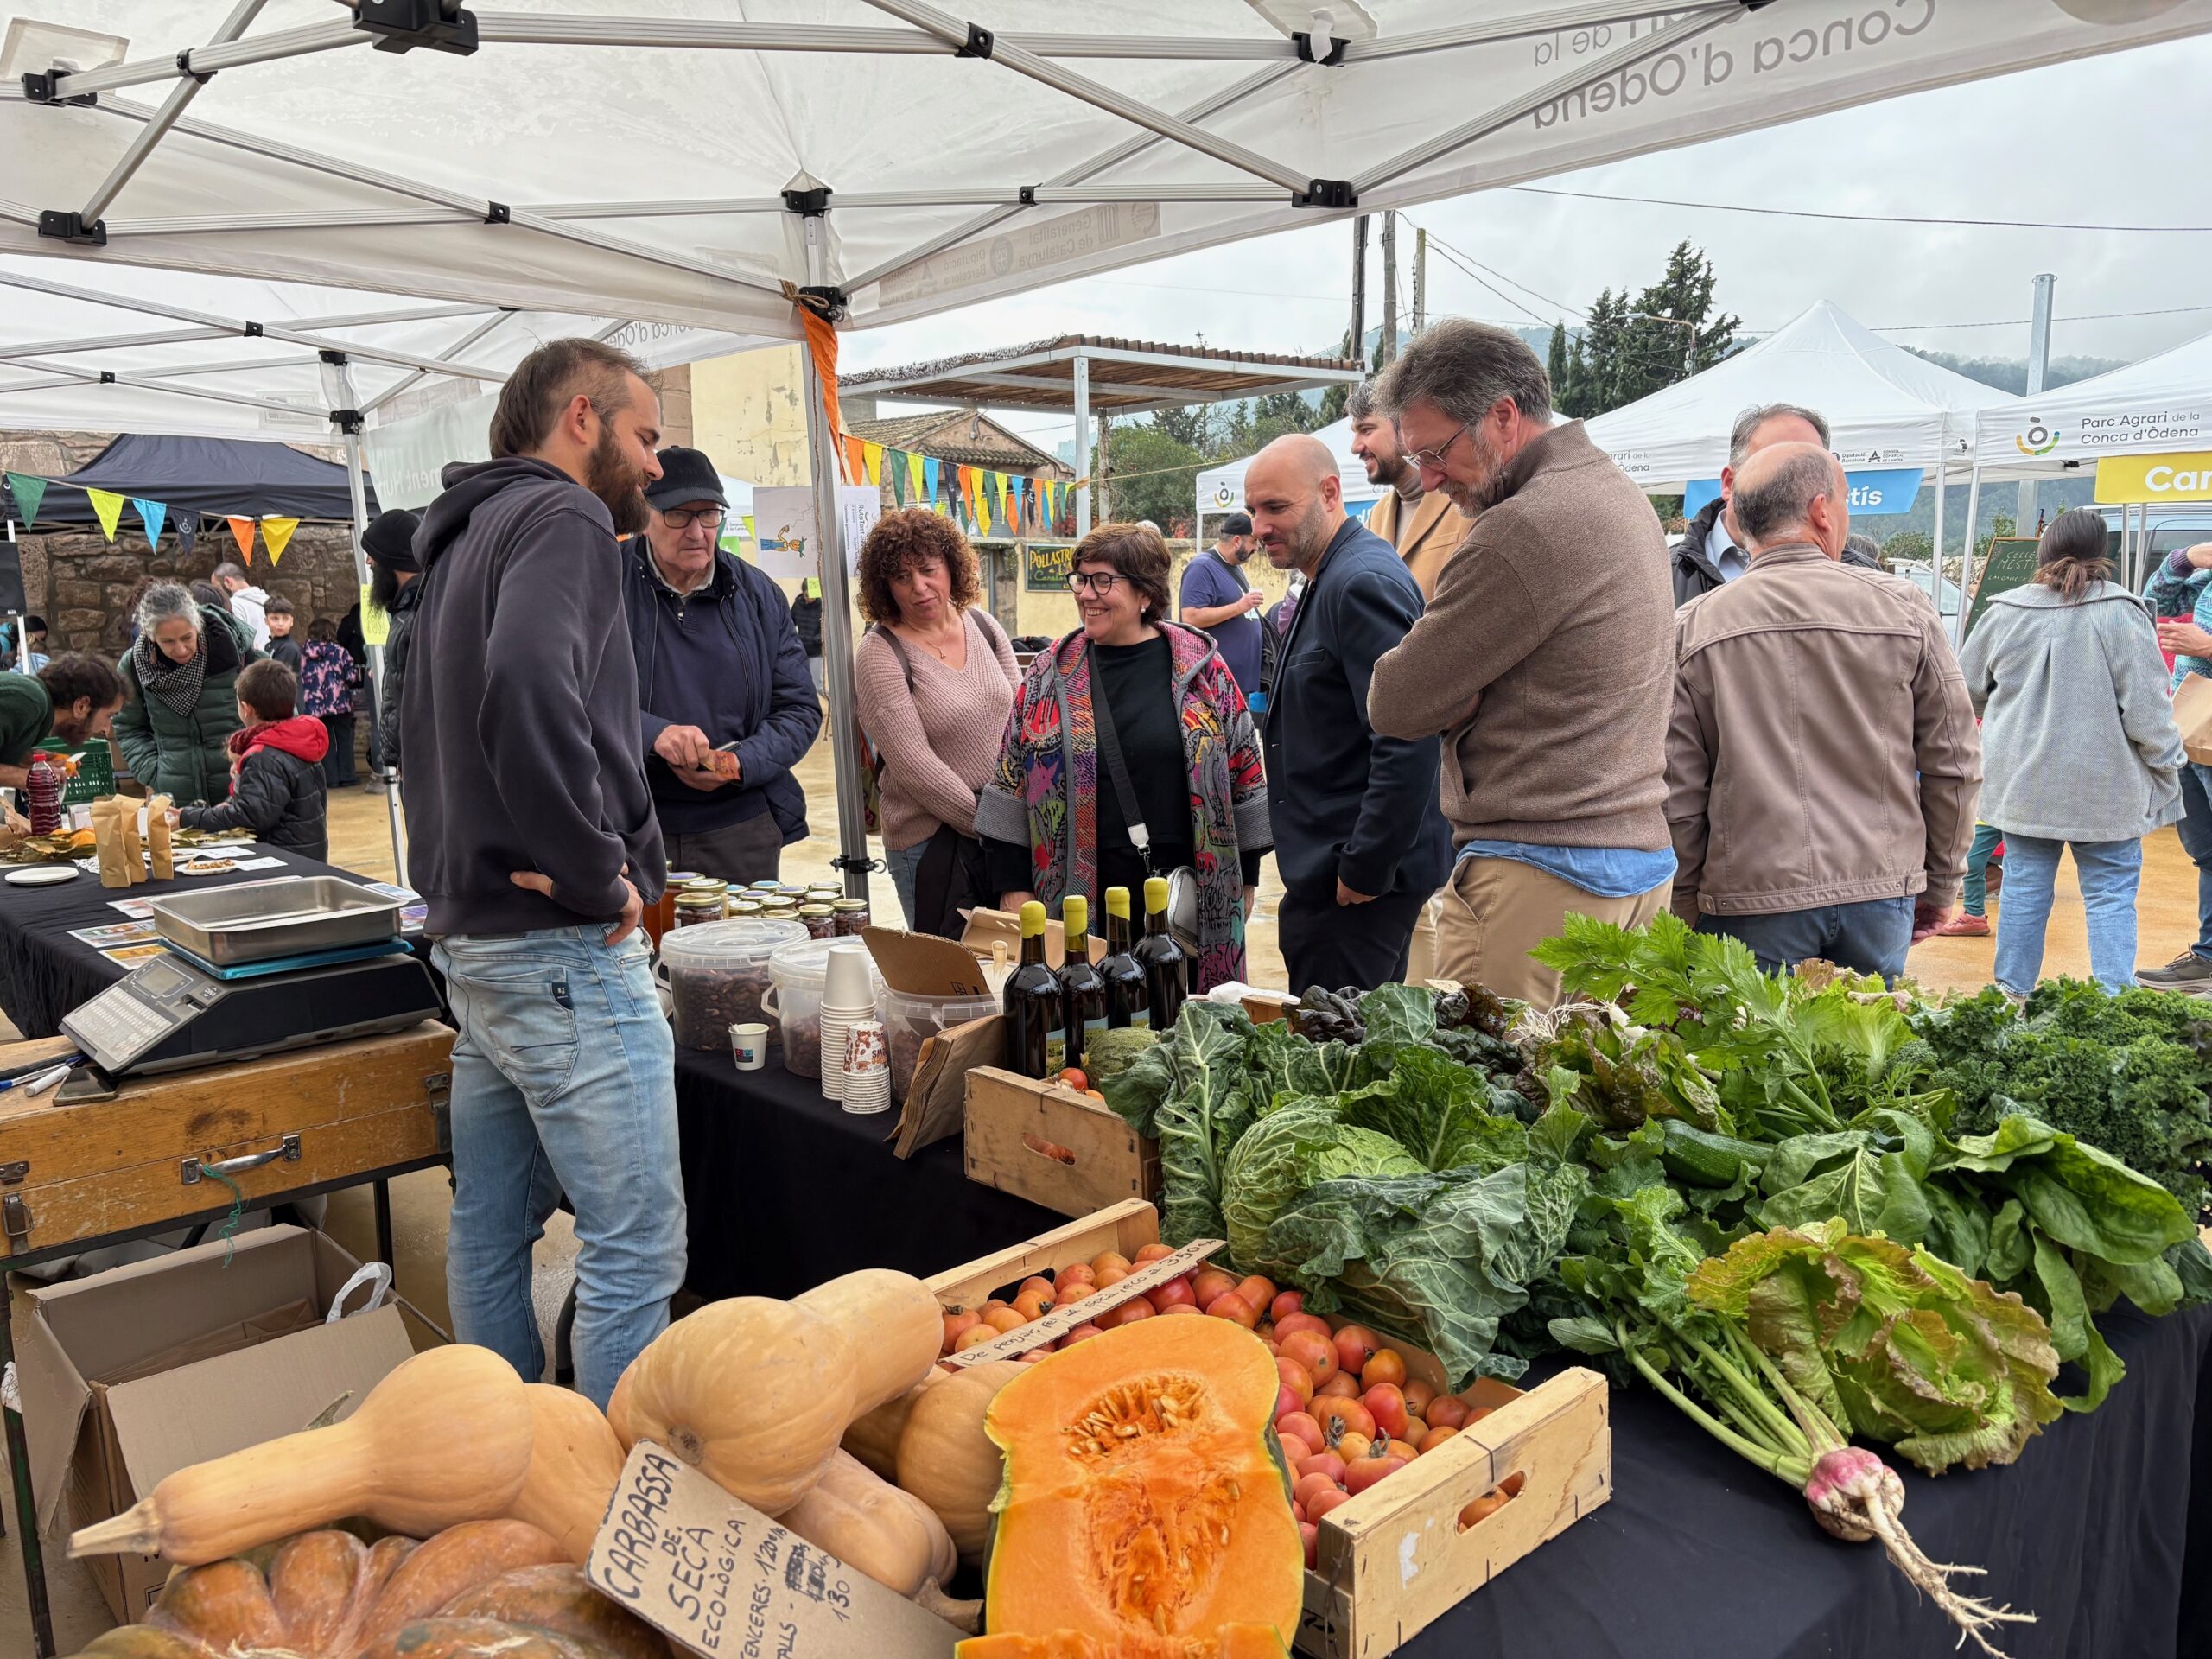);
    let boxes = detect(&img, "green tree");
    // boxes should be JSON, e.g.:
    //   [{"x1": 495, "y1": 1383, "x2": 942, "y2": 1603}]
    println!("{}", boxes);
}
[
  {"x1": 1547, "y1": 322, "x2": 1578, "y2": 417},
  {"x1": 1570, "y1": 244, "x2": 1739, "y2": 417},
  {"x1": 1099, "y1": 420, "x2": 1206, "y2": 532},
  {"x1": 1151, "y1": 403, "x2": 1213, "y2": 453}
]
